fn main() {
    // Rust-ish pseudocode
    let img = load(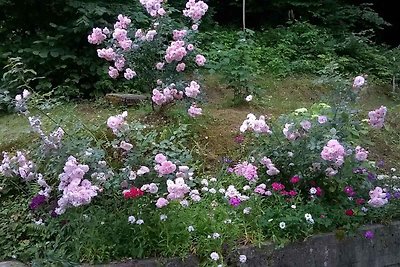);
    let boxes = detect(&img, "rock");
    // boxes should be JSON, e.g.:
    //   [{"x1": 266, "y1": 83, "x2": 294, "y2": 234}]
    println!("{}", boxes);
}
[
  {"x1": 0, "y1": 261, "x2": 27, "y2": 267},
  {"x1": 105, "y1": 93, "x2": 148, "y2": 106}
]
